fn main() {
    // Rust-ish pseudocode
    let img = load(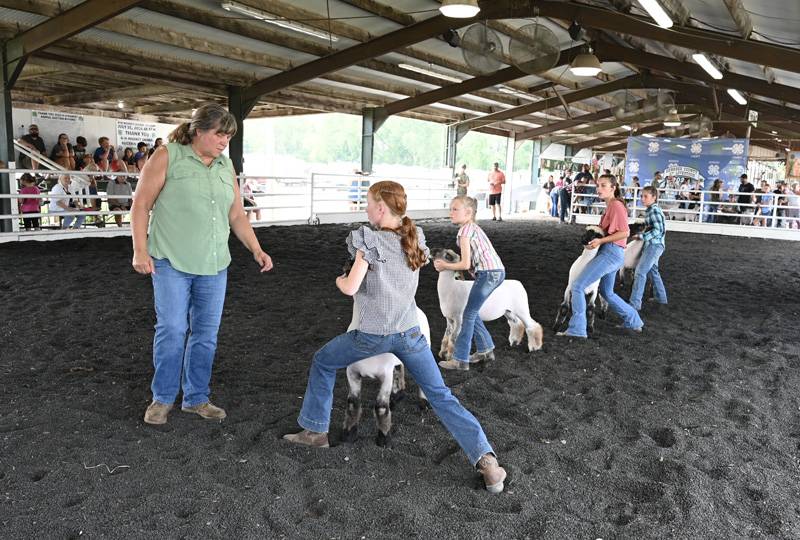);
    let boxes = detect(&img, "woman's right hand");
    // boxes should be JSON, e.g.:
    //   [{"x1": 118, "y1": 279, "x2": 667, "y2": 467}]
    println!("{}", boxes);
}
[{"x1": 132, "y1": 251, "x2": 155, "y2": 274}]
